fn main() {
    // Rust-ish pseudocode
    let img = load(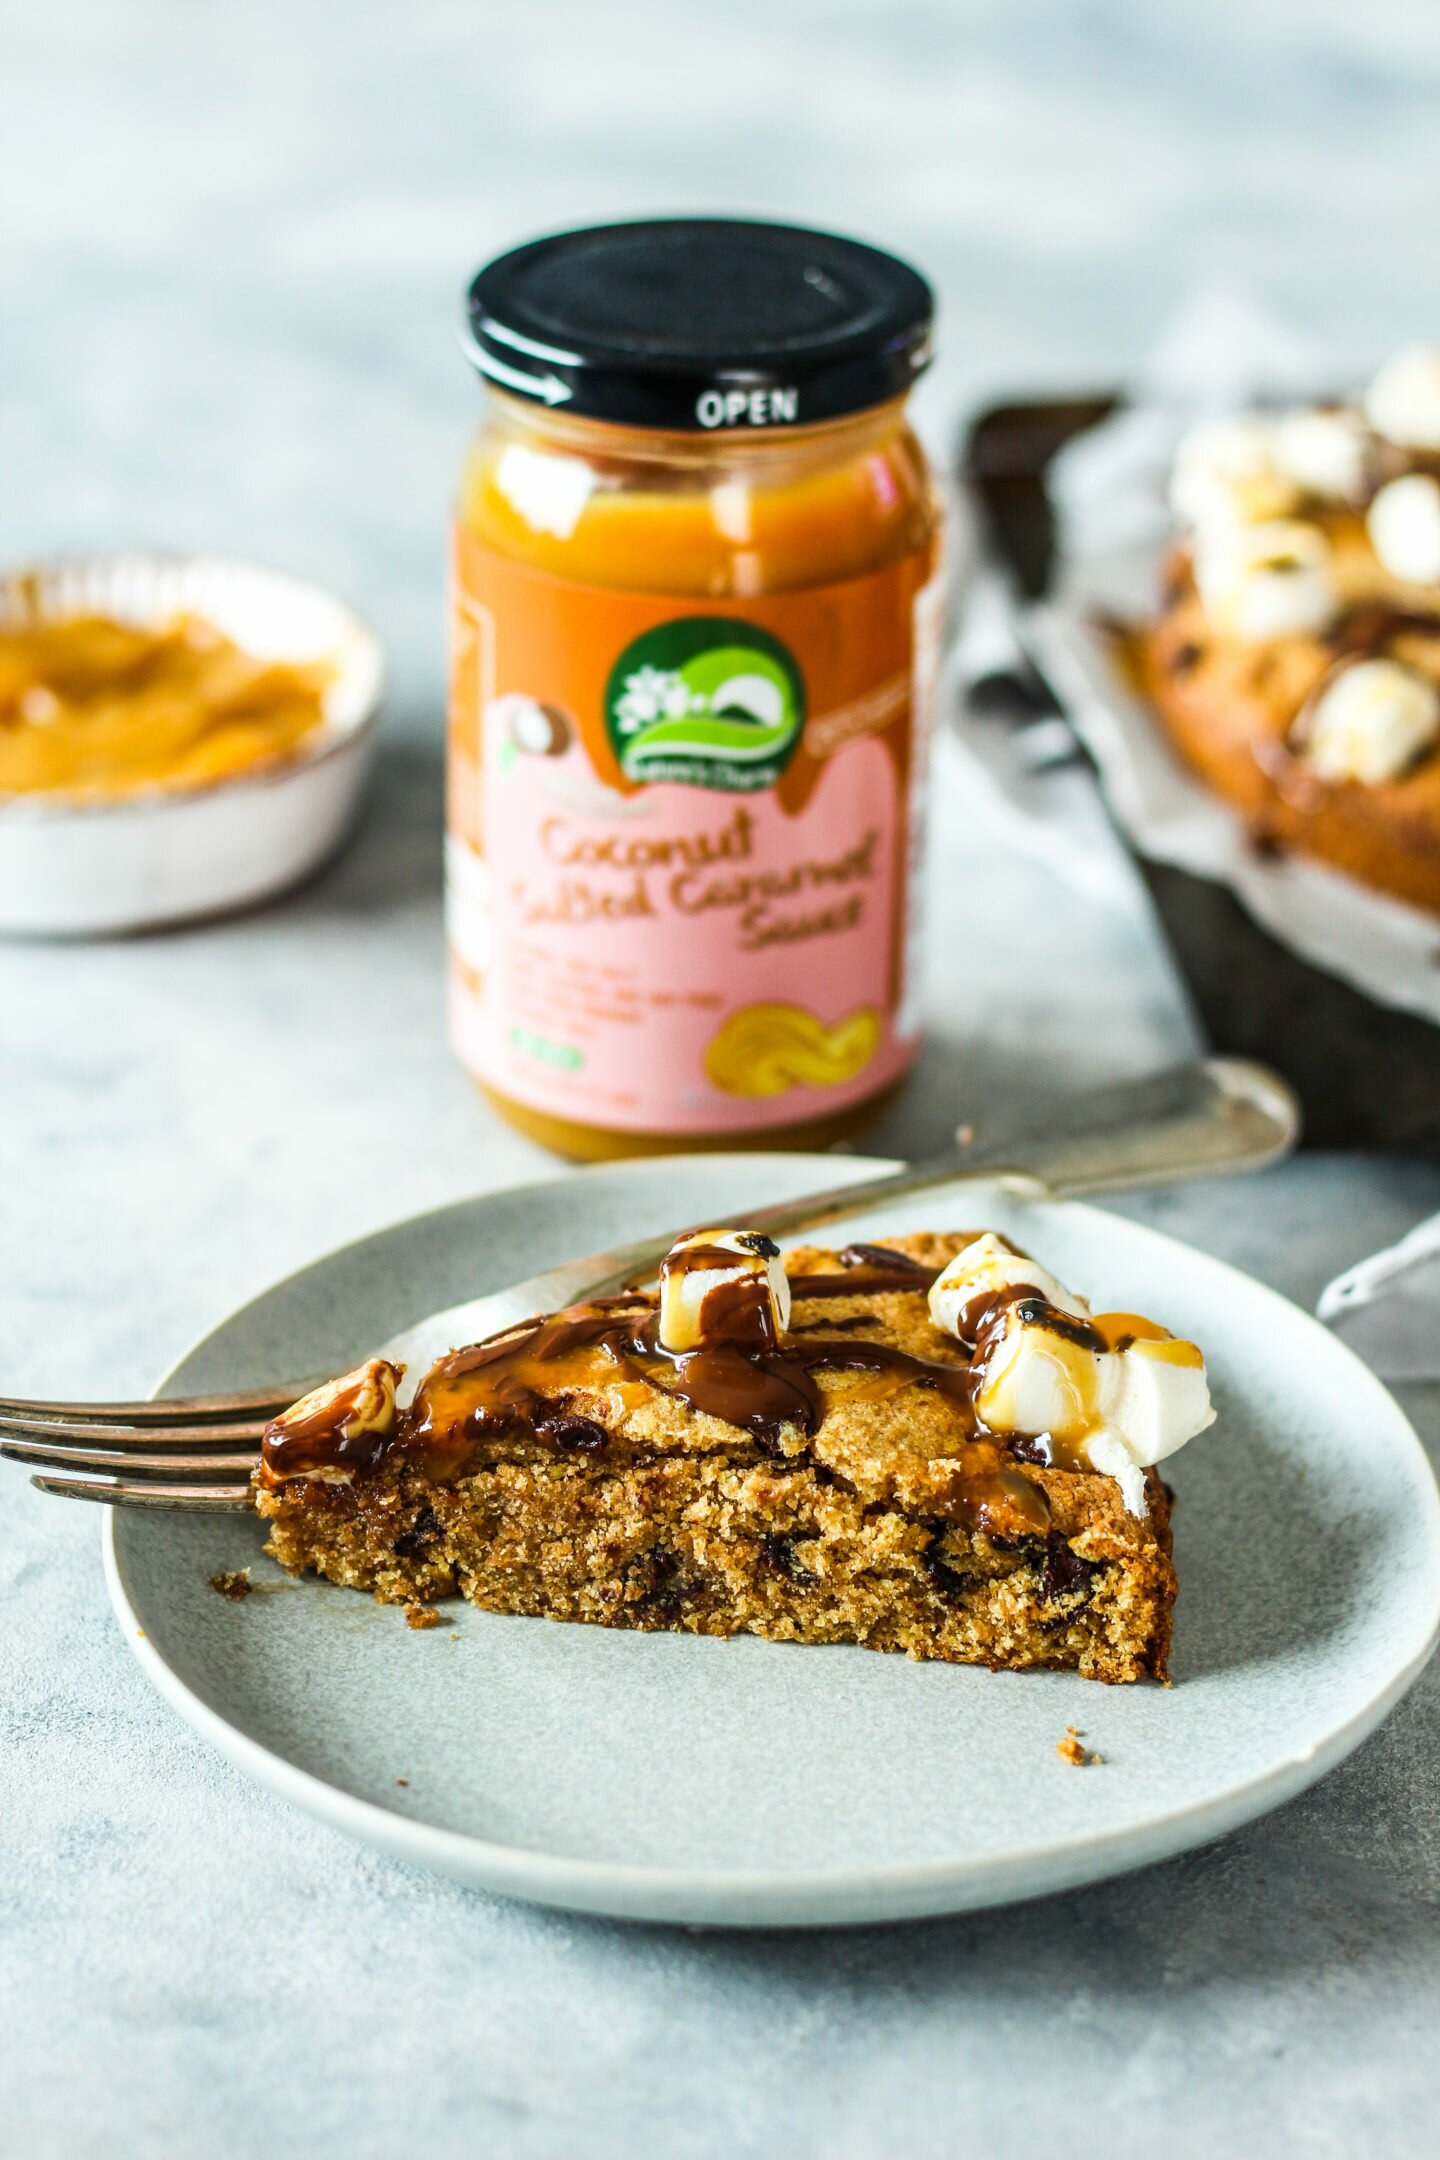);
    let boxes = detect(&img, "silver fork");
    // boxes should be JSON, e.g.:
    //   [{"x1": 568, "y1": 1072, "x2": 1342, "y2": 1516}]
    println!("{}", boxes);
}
[
  {"x1": 0, "y1": 1058, "x2": 1299, "y2": 1514},
  {"x1": 0, "y1": 1388, "x2": 312, "y2": 1510}
]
